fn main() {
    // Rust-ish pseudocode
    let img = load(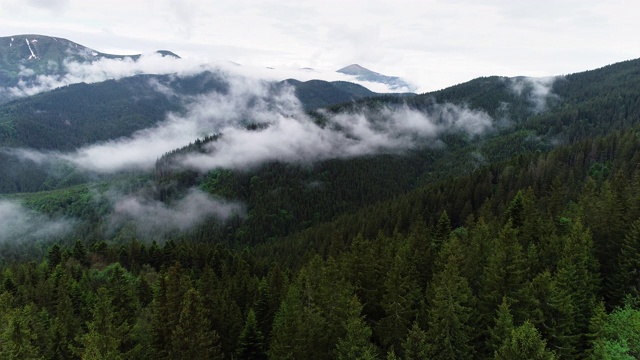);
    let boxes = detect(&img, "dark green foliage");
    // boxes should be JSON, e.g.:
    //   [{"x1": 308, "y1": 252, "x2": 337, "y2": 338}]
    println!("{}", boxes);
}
[
  {"x1": 236, "y1": 309, "x2": 267, "y2": 360},
  {"x1": 75, "y1": 287, "x2": 125, "y2": 360},
  {"x1": 6, "y1": 55, "x2": 640, "y2": 359},
  {"x1": 487, "y1": 297, "x2": 514, "y2": 354},
  {"x1": 402, "y1": 322, "x2": 429, "y2": 360},
  {"x1": 424, "y1": 237, "x2": 476, "y2": 360},
  {"x1": 334, "y1": 296, "x2": 378, "y2": 360},
  {"x1": 284, "y1": 79, "x2": 375, "y2": 110},
  {"x1": 494, "y1": 321, "x2": 556, "y2": 360},
  {"x1": 169, "y1": 288, "x2": 223, "y2": 360},
  {"x1": 616, "y1": 219, "x2": 640, "y2": 300},
  {"x1": 376, "y1": 243, "x2": 420, "y2": 355}
]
